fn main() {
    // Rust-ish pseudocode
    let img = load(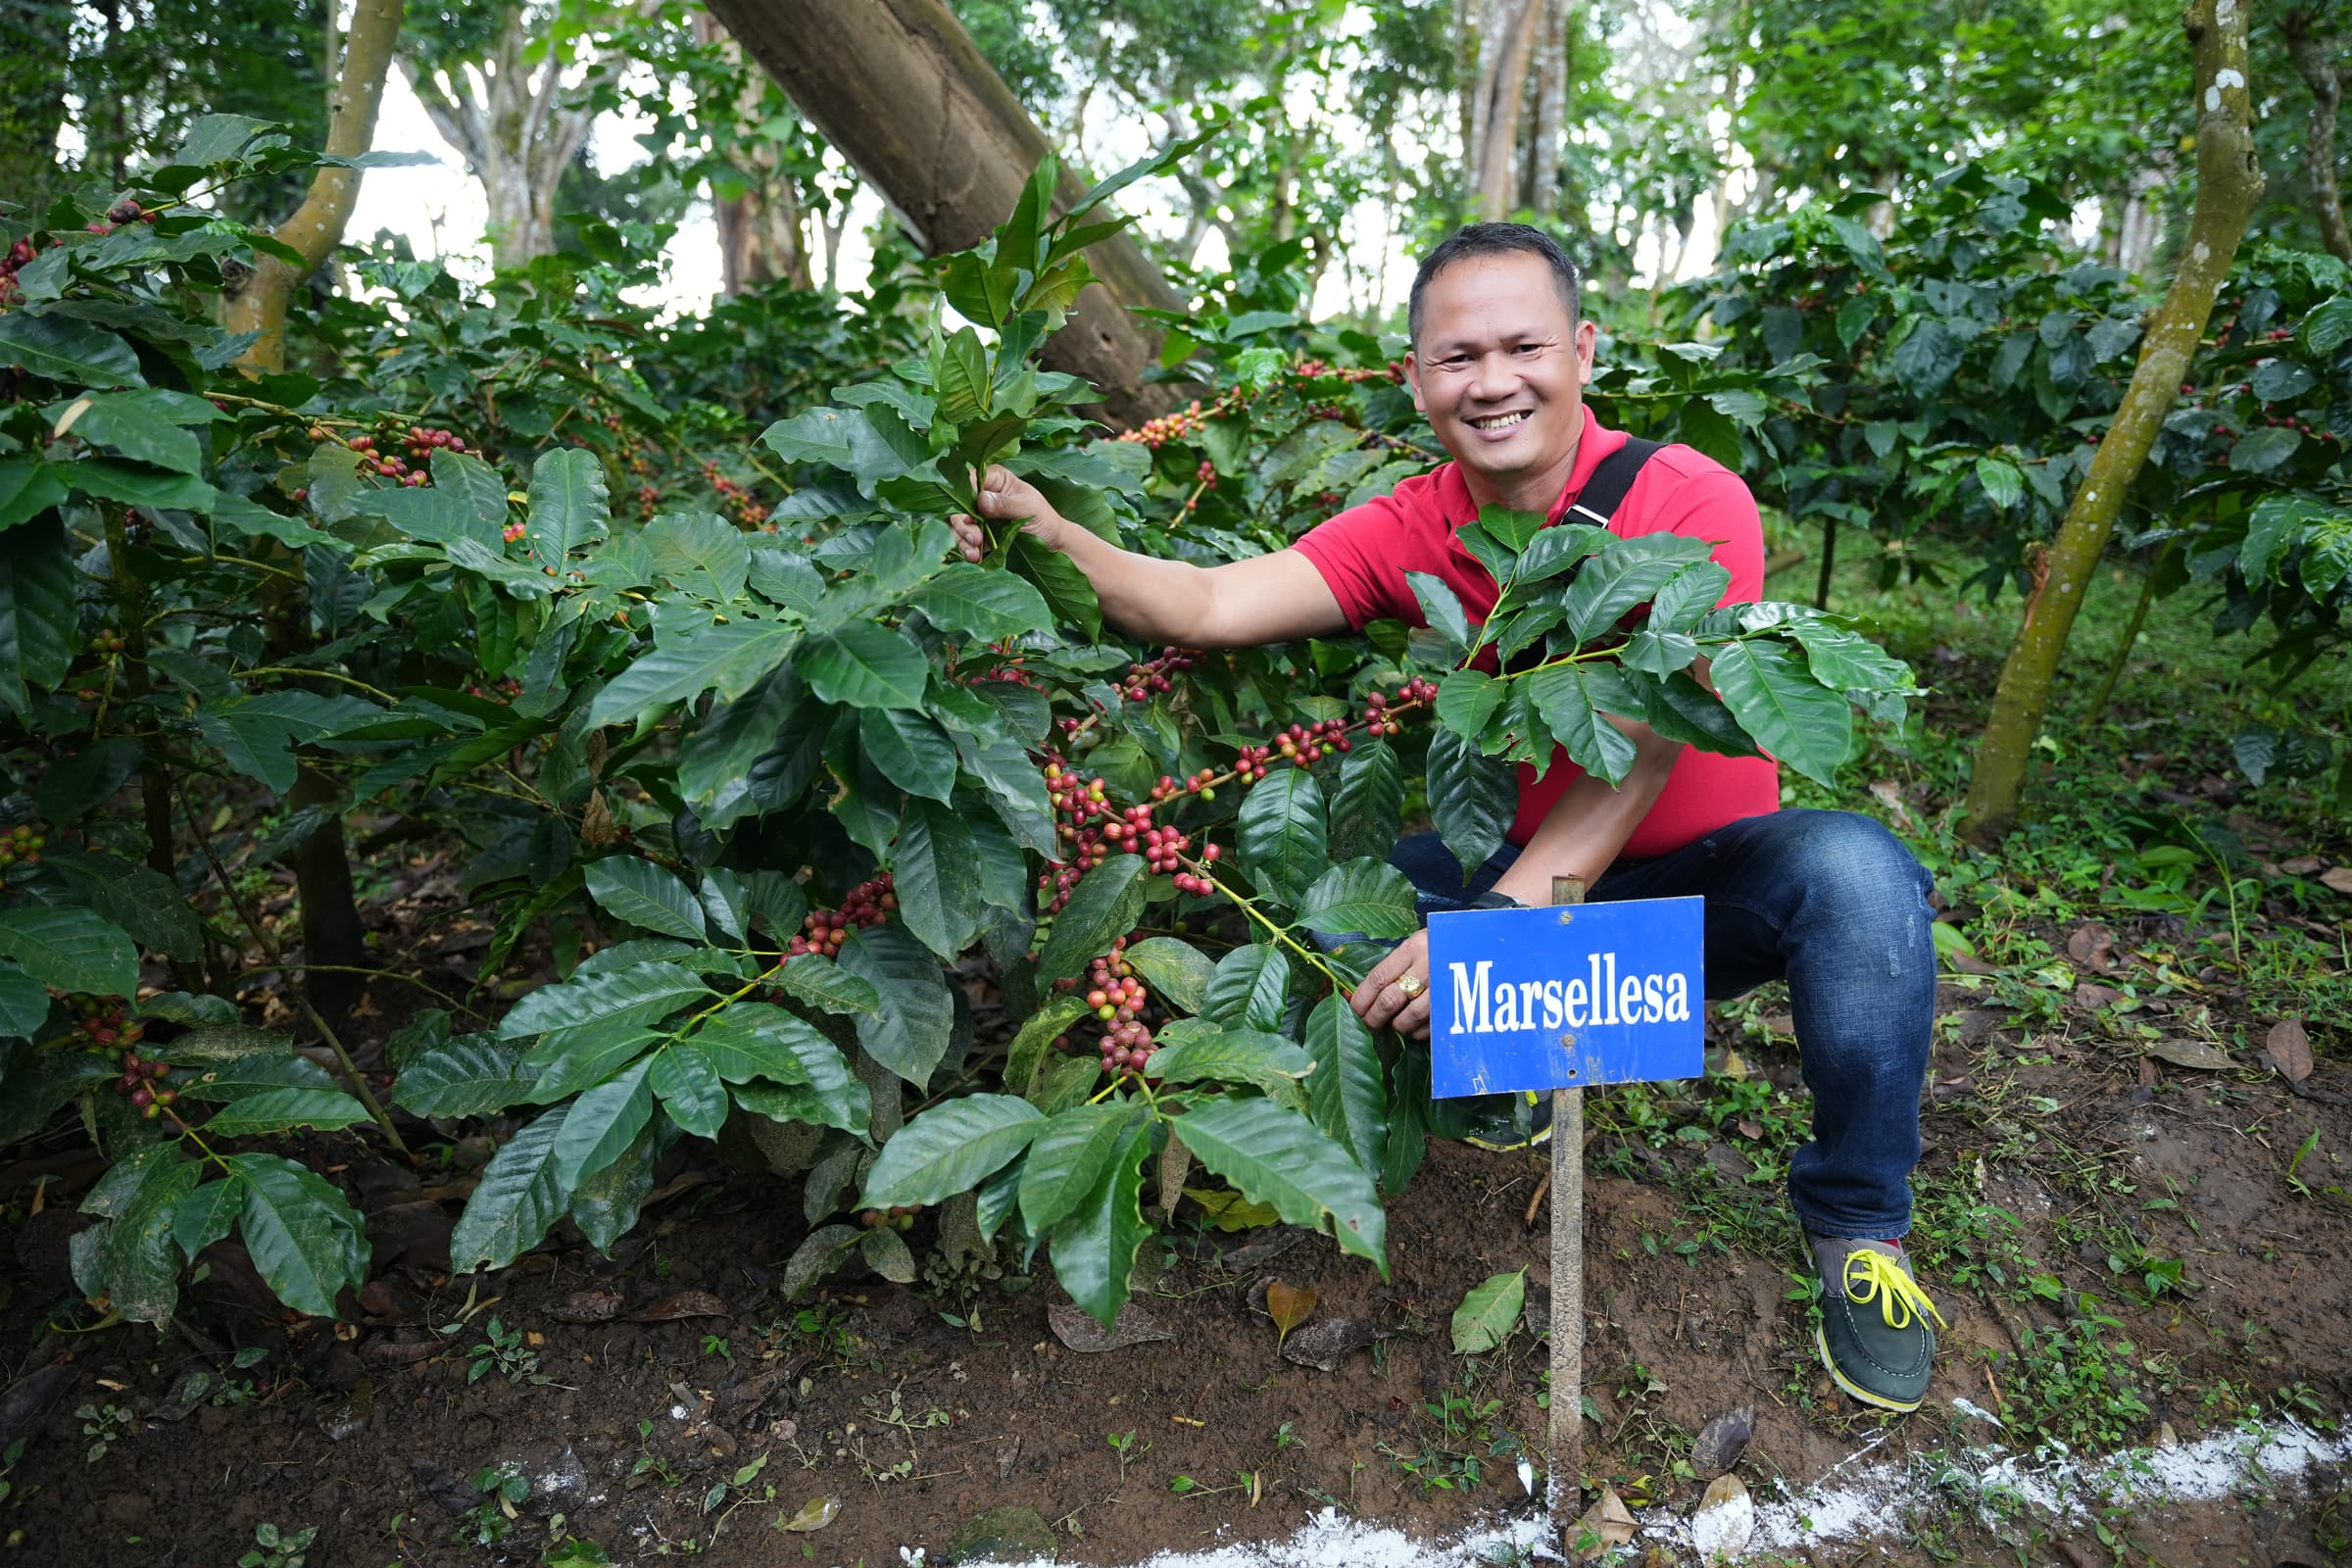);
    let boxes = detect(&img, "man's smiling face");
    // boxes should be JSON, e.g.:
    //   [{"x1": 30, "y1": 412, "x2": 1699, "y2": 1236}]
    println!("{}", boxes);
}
[{"x1": 1404, "y1": 251, "x2": 1597, "y2": 506}]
